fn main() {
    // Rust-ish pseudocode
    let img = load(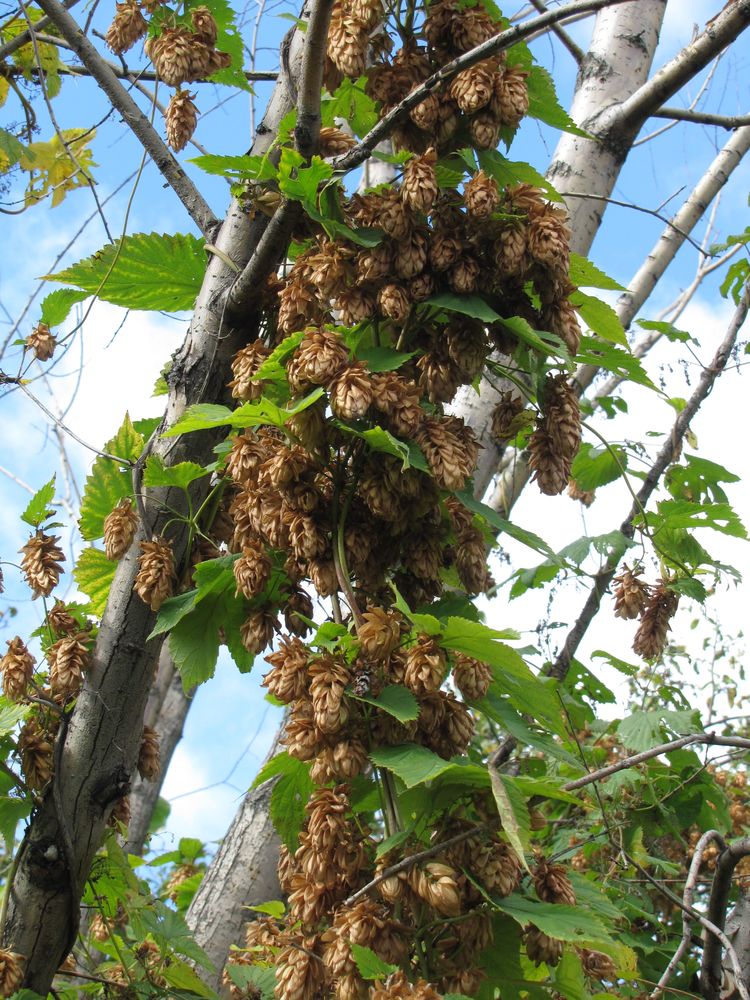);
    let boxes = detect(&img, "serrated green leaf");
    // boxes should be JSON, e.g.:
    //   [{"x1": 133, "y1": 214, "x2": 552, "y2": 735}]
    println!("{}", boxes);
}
[
  {"x1": 489, "y1": 772, "x2": 530, "y2": 871},
  {"x1": 188, "y1": 153, "x2": 277, "y2": 181},
  {"x1": 453, "y1": 489, "x2": 556, "y2": 559},
  {"x1": 356, "y1": 346, "x2": 415, "y2": 372},
  {"x1": 321, "y1": 76, "x2": 378, "y2": 136},
  {"x1": 73, "y1": 547, "x2": 116, "y2": 617},
  {"x1": 252, "y1": 750, "x2": 297, "y2": 789},
  {"x1": 164, "y1": 390, "x2": 325, "y2": 437},
  {"x1": 270, "y1": 756, "x2": 314, "y2": 850},
  {"x1": 162, "y1": 957, "x2": 218, "y2": 999},
  {"x1": 577, "y1": 335, "x2": 656, "y2": 390},
  {"x1": 370, "y1": 744, "x2": 458, "y2": 787},
  {"x1": 553, "y1": 950, "x2": 589, "y2": 1000},
  {"x1": 44, "y1": 232, "x2": 206, "y2": 312},
  {"x1": 143, "y1": 455, "x2": 209, "y2": 490},
  {"x1": 477, "y1": 149, "x2": 561, "y2": 201},
  {"x1": 278, "y1": 153, "x2": 333, "y2": 204},
  {"x1": 526, "y1": 65, "x2": 589, "y2": 137},
  {"x1": 21, "y1": 475, "x2": 56, "y2": 527},
  {"x1": 226, "y1": 964, "x2": 275, "y2": 1000},
  {"x1": 79, "y1": 414, "x2": 144, "y2": 541},
  {"x1": 0, "y1": 128, "x2": 26, "y2": 167},
  {"x1": 350, "y1": 944, "x2": 398, "y2": 980},
  {"x1": 0, "y1": 796, "x2": 31, "y2": 850},
  {"x1": 571, "y1": 291, "x2": 628, "y2": 347},
  {"x1": 353, "y1": 684, "x2": 420, "y2": 722},
  {"x1": 570, "y1": 443, "x2": 627, "y2": 491},
  {"x1": 39, "y1": 287, "x2": 89, "y2": 327},
  {"x1": 569, "y1": 253, "x2": 624, "y2": 291},
  {"x1": 500, "y1": 314, "x2": 568, "y2": 357},
  {"x1": 425, "y1": 291, "x2": 501, "y2": 323},
  {"x1": 247, "y1": 900, "x2": 286, "y2": 918},
  {"x1": 336, "y1": 421, "x2": 429, "y2": 472},
  {"x1": 495, "y1": 896, "x2": 612, "y2": 944},
  {"x1": 253, "y1": 330, "x2": 307, "y2": 383}
]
